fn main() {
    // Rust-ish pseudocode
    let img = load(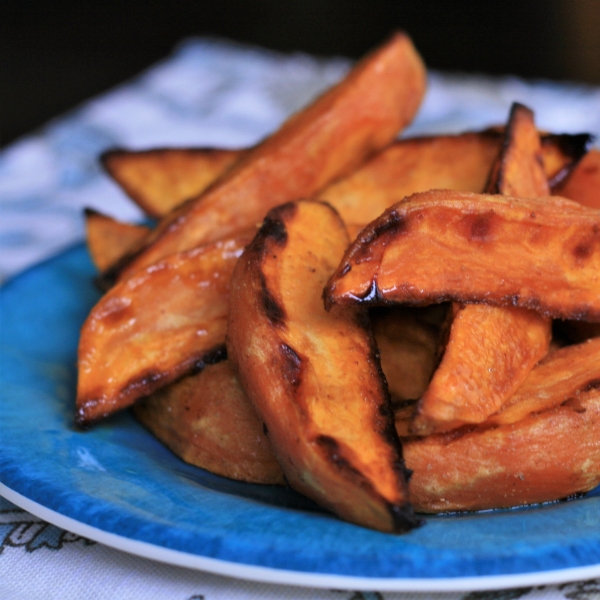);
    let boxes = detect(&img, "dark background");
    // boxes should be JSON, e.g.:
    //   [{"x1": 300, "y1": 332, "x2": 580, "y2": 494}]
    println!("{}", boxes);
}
[{"x1": 3, "y1": 0, "x2": 600, "y2": 147}]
